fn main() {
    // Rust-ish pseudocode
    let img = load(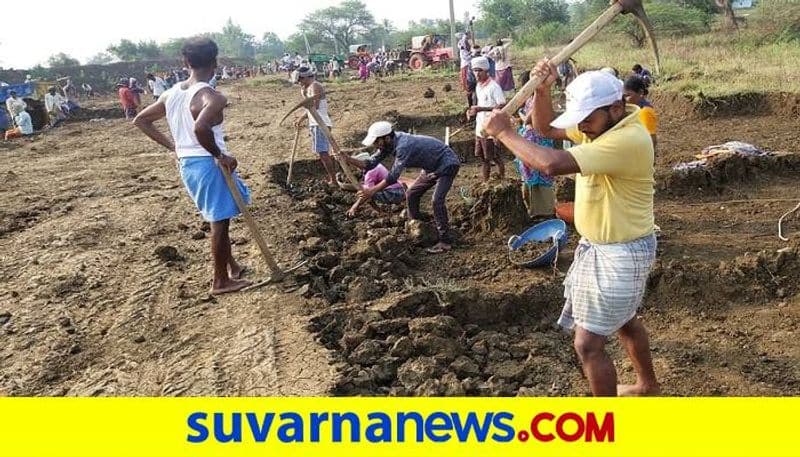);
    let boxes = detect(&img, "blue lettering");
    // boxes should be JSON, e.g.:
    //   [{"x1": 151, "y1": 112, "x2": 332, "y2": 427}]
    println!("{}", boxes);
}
[
  {"x1": 365, "y1": 412, "x2": 392, "y2": 443},
  {"x1": 310, "y1": 412, "x2": 329, "y2": 442},
  {"x1": 452, "y1": 412, "x2": 493, "y2": 442},
  {"x1": 491, "y1": 412, "x2": 515, "y2": 442},
  {"x1": 277, "y1": 413, "x2": 304, "y2": 442},
  {"x1": 332, "y1": 413, "x2": 360, "y2": 442},
  {"x1": 245, "y1": 412, "x2": 274, "y2": 442},
  {"x1": 396, "y1": 412, "x2": 425, "y2": 442},
  {"x1": 186, "y1": 412, "x2": 208, "y2": 443},
  {"x1": 213, "y1": 413, "x2": 242, "y2": 443},
  {"x1": 425, "y1": 412, "x2": 453, "y2": 442}
]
